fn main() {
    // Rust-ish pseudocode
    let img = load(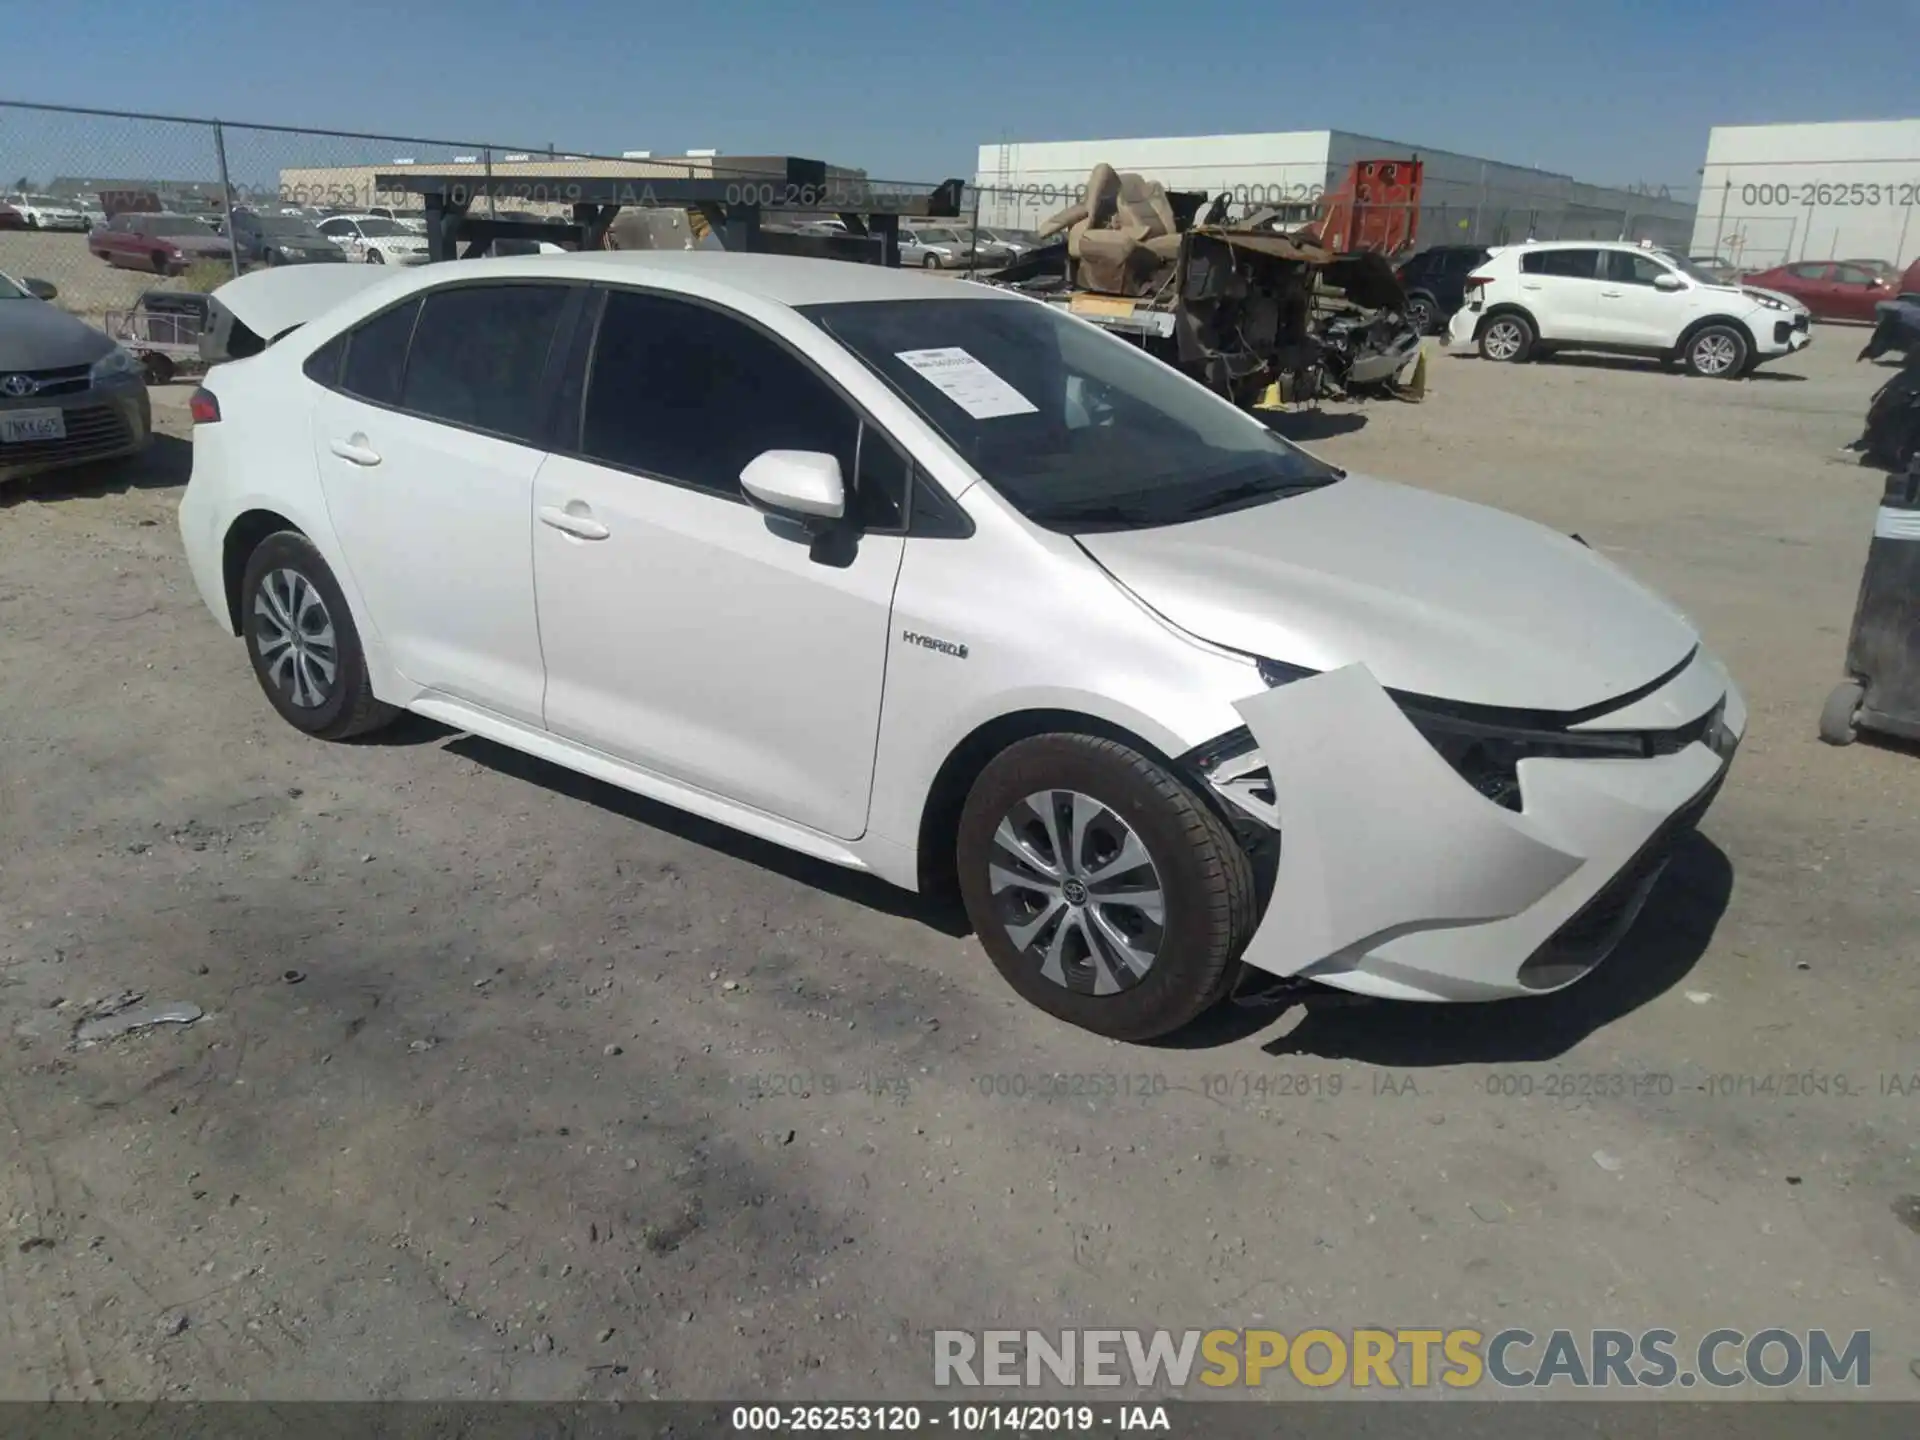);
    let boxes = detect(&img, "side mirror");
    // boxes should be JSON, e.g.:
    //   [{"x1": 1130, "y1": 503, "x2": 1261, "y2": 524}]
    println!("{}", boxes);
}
[
  {"x1": 1653, "y1": 272, "x2": 1685, "y2": 291},
  {"x1": 740, "y1": 450, "x2": 845, "y2": 531},
  {"x1": 23, "y1": 277, "x2": 57, "y2": 301}
]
